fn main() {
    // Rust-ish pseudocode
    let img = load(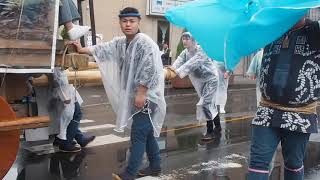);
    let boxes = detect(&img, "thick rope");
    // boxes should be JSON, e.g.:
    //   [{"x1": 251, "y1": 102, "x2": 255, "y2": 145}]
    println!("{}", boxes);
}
[{"x1": 260, "y1": 97, "x2": 317, "y2": 114}]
